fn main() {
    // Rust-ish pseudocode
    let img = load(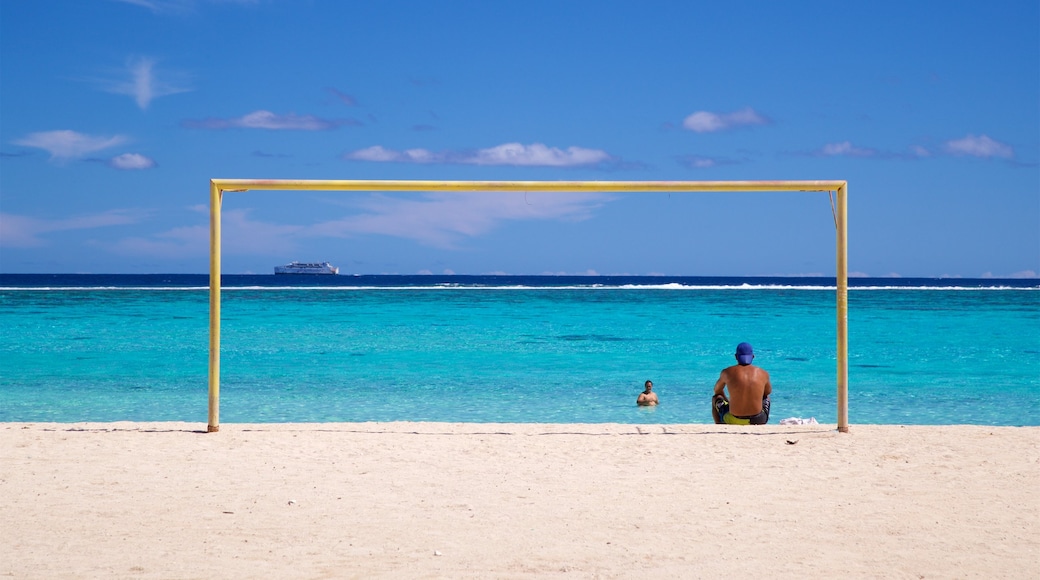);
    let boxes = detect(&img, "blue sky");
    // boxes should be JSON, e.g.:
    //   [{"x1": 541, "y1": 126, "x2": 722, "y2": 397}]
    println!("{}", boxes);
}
[{"x1": 1, "y1": 0, "x2": 1037, "y2": 277}]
